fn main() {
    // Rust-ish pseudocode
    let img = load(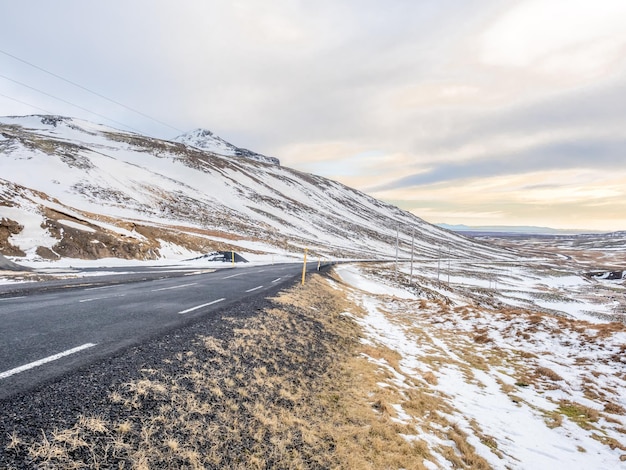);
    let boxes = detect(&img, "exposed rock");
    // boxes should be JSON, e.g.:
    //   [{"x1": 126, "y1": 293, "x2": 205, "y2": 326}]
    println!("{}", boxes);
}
[
  {"x1": 35, "y1": 246, "x2": 59, "y2": 260},
  {"x1": 0, "y1": 218, "x2": 25, "y2": 256},
  {"x1": 174, "y1": 128, "x2": 280, "y2": 165}
]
